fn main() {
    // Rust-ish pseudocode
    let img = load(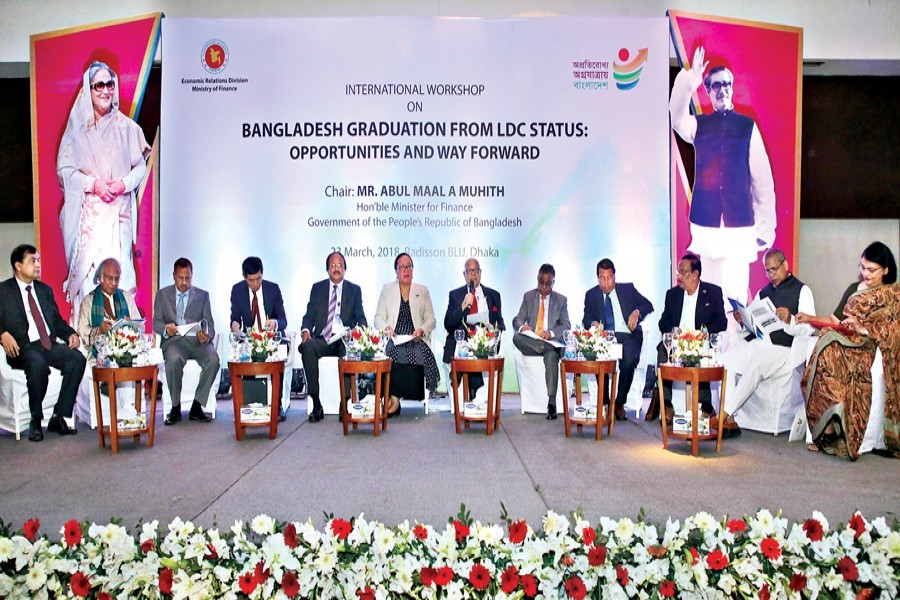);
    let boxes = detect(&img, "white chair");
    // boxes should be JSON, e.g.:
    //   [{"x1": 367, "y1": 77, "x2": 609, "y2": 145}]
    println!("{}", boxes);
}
[
  {"x1": 0, "y1": 351, "x2": 64, "y2": 440},
  {"x1": 513, "y1": 347, "x2": 563, "y2": 414},
  {"x1": 74, "y1": 359, "x2": 138, "y2": 429},
  {"x1": 727, "y1": 334, "x2": 814, "y2": 435},
  {"x1": 159, "y1": 334, "x2": 221, "y2": 418},
  {"x1": 281, "y1": 331, "x2": 296, "y2": 412},
  {"x1": 309, "y1": 355, "x2": 342, "y2": 415}
]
